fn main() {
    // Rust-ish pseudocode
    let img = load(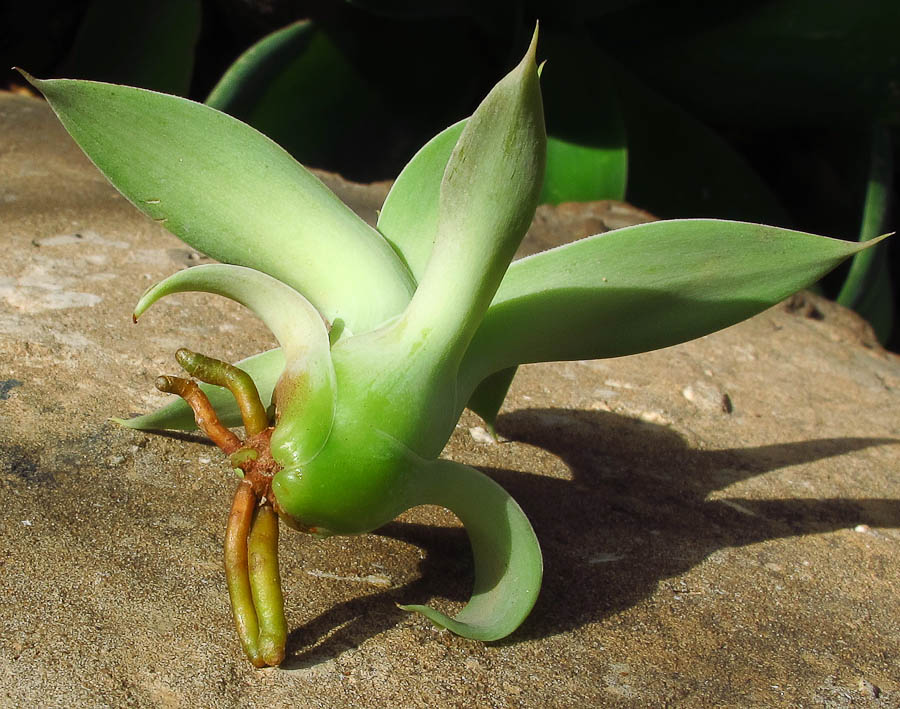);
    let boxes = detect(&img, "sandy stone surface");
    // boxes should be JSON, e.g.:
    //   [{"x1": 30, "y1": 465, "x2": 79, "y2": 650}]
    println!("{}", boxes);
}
[{"x1": 1, "y1": 93, "x2": 899, "y2": 708}]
